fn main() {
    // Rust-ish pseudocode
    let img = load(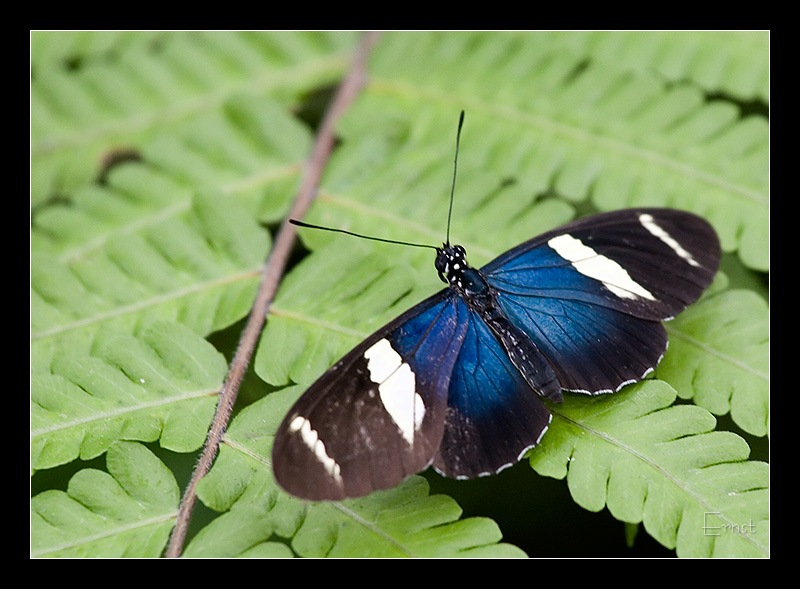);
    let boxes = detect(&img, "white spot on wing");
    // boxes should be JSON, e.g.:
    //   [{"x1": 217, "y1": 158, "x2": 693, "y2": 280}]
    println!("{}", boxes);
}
[
  {"x1": 364, "y1": 339, "x2": 425, "y2": 445},
  {"x1": 363, "y1": 339, "x2": 400, "y2": 382},
  {"x1": 548, "y1": 234, "x2": 656, "y2": 301},
  {"x1": 639, "y1": 213, "x2": 700, "y2": 267},
  {"x1": 289, "y1": 415, "x2": 342, "y2": 483}
]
